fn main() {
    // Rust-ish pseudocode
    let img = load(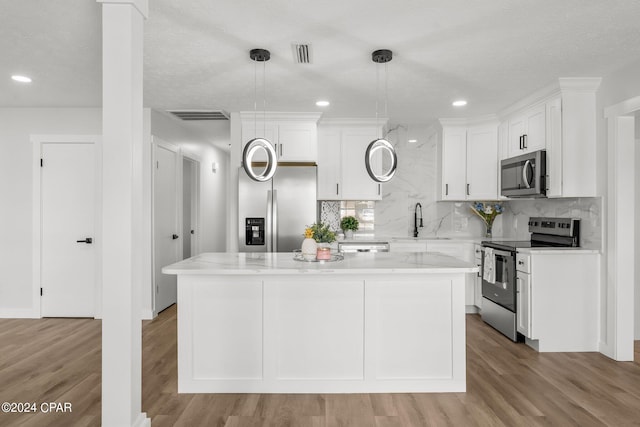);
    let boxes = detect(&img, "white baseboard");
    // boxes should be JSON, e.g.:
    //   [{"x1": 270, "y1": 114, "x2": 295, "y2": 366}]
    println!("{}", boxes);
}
[
  {"x1": 0, "y1": 308, "x2": 39, "y2": 318},
  {"x1": 141, "y1": 308, "x2": 155, "y2": 320},
  {"x1": 131, "y1": 413, "x2": 151, "y2": 427}
]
